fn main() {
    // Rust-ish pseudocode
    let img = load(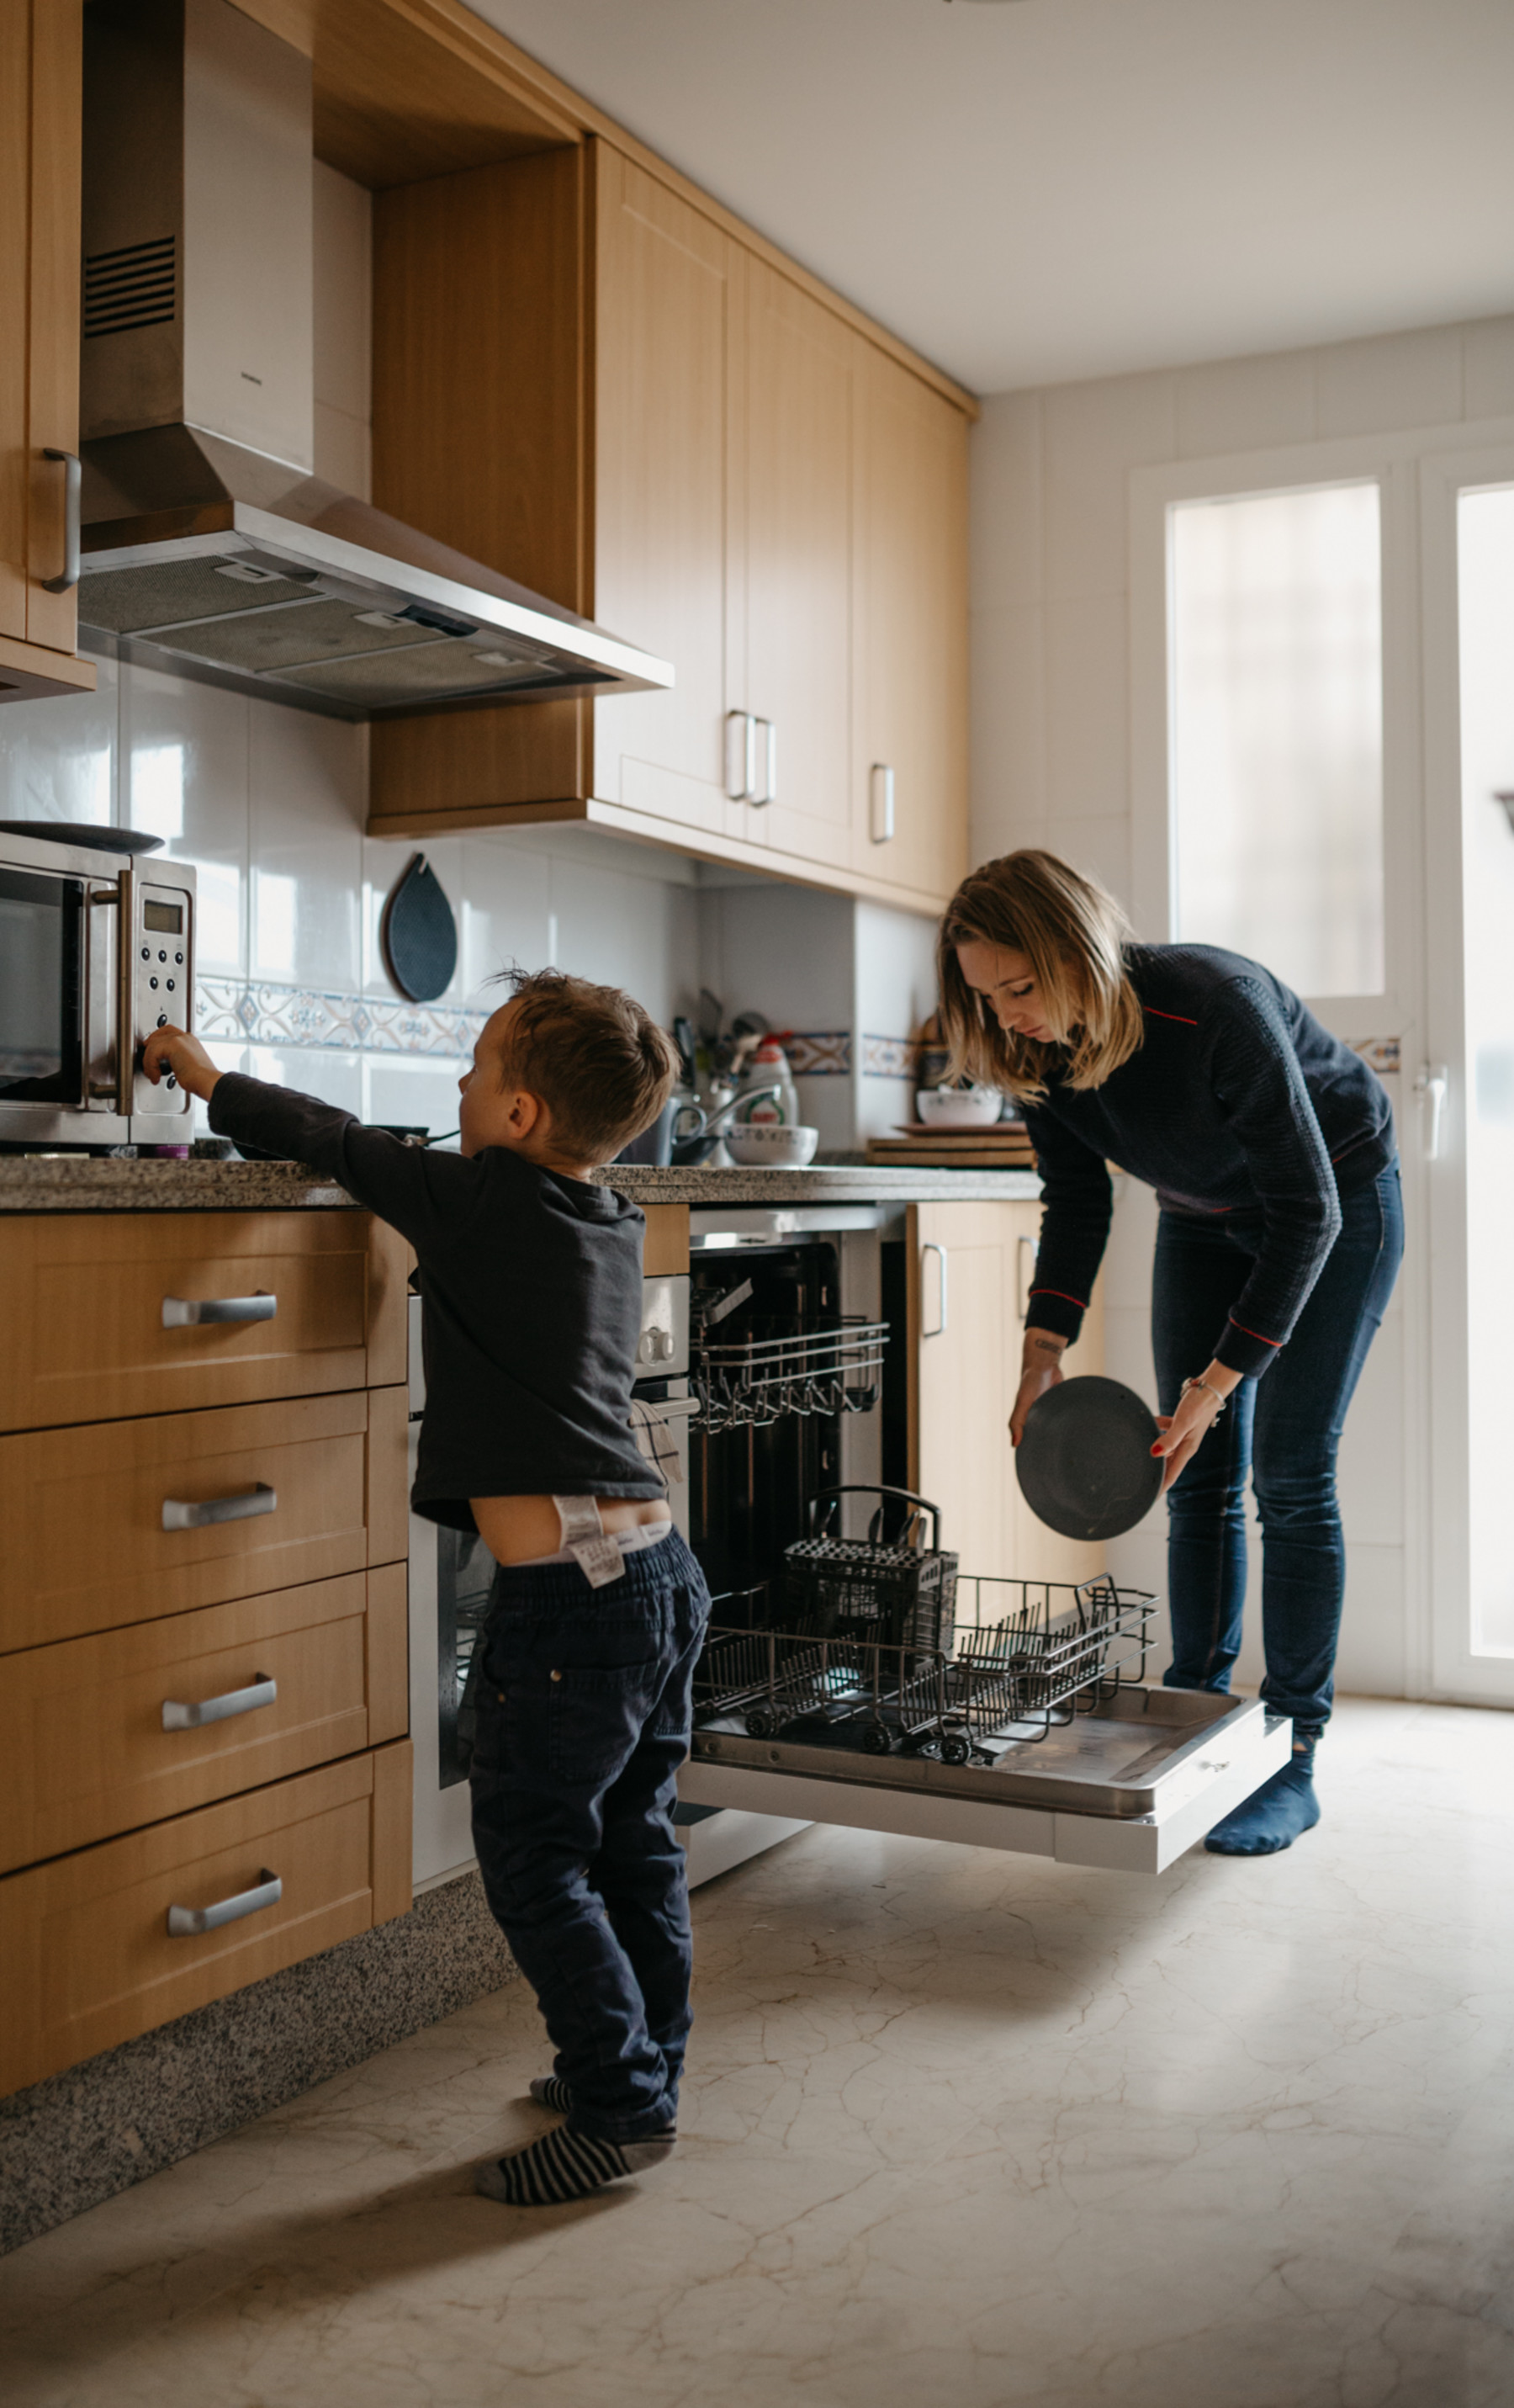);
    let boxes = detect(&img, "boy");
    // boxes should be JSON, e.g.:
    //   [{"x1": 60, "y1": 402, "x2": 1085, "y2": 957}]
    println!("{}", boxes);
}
[{"x1": 146, "y1": 970, "x2": 712, "y2": 2206}]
